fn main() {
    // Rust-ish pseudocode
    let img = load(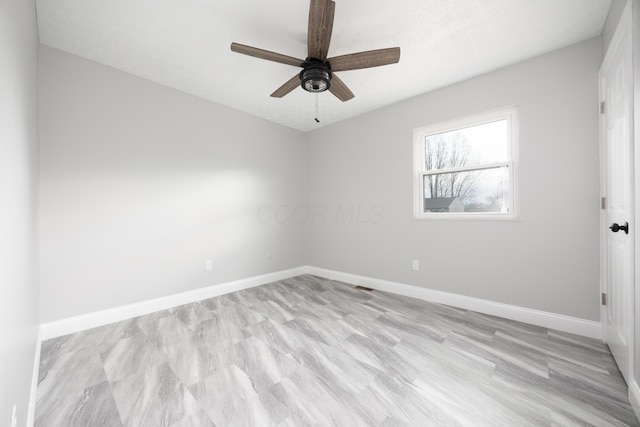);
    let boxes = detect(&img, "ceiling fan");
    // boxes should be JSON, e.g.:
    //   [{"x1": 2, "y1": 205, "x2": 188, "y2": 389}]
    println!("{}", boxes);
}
[{"x1": 230, "y1": 0, "x2": 400, "y2": 102}]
